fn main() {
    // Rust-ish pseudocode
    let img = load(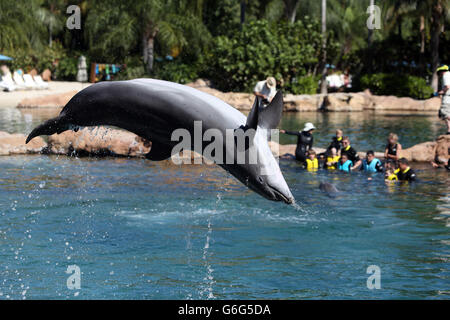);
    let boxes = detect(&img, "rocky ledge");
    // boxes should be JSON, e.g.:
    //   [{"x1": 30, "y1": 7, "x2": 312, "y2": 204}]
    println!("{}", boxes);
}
[
  {"x1": 1, "y1": 128, "x2": 448, "y2": 165},
  {"x1": 16, "y1": 79, "x2": 441, "y2": 113},
  {"x1": 0, "y1": 132, "x2": 46, "y2": 155},
  {"x1": 17, "y1": 91, "x2": 79, "y2": 109}
]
